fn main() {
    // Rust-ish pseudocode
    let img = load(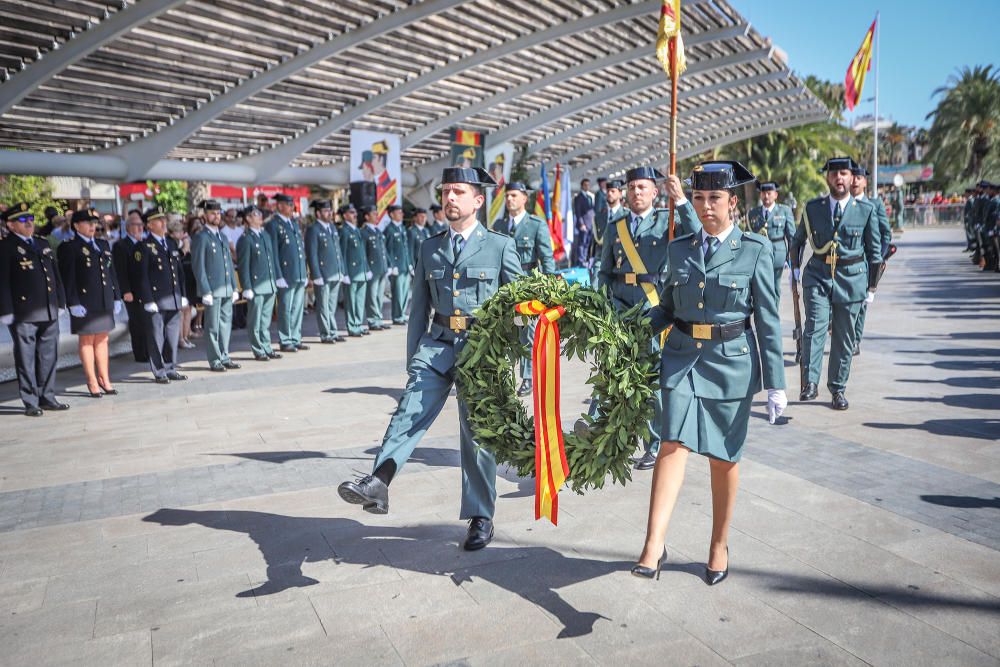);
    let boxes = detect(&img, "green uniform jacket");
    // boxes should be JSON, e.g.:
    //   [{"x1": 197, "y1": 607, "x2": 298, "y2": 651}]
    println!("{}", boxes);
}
[
  {"x1": 599, "y1": 202, "x2": 702, "y2": 311},
  {"x1": 236, "y1": 229, "x2": 278, "y2": 295},
  {"x1": 408, "y1": 225, "x2": 523, "y2": 373},
  {"x1": 429, "y1": 219, "x2": 449, "y2": 236},
  {"x1": 491, "y1": 212, "x2": 556, "y2": 273},
  {"x1": 745, "y1": 204, "x2": 796, "y2": 271},
  {"x1": 790, "y1": 195, "x2": 882, "y2": 304},
  {"x1": 648, "y1": 229, "x2": 785, "y2": 399},
  {"x1": 305, "y1": 221, "x2": 345, "y2": 281},
  {"x1": 594, "y1": 205, "x2": 627, "y2": 255},
  {"x1": 384, "y1": 221, "x2": 413, "y2": 273},
  {"x1": 361, "y1": 224, "x2": 389, "y2": 277},
  {"x1": 408, "y1": 225, "x2": 432, "y2": 264},
  {"x1": 860, "y1": 195, "x2": 893, "y2": 257},
  {"x1": 339, "y1": 223, "x2": 369, "y2": 281},
  {"x1": 191, "y1": 228, "x2": 237, "y2": 298},
  {"x1": 265, "y1": 214, "x2": 307, "y2": 284}
]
